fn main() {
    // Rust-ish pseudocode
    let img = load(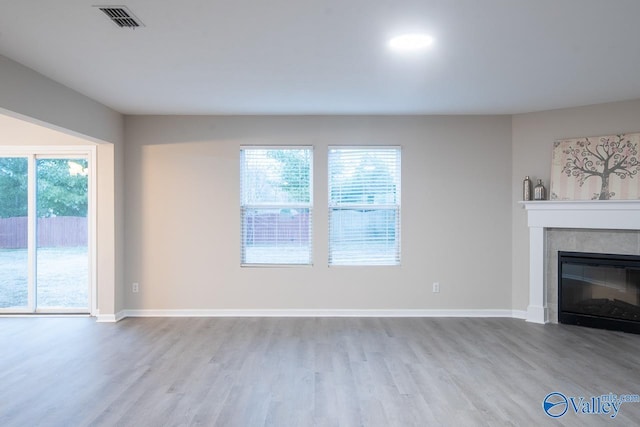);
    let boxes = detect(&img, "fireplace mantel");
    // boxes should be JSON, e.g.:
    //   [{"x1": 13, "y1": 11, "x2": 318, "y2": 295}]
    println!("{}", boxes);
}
[{"x1": 520, "y1": 200, "x2": 640, "y2": 324}]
